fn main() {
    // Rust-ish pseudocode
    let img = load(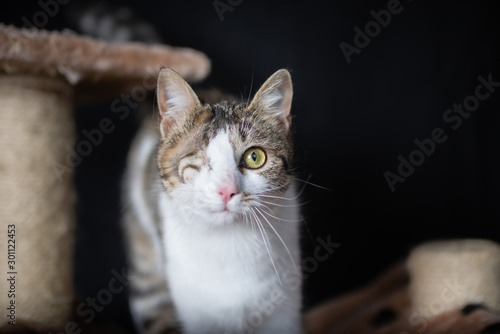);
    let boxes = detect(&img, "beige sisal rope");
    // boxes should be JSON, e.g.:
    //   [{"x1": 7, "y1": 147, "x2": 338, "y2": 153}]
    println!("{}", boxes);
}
[
  {"x1": 407, "y1": 238, "x2": 500, "y2": 319},
  {"x1": 0, "y1": 74, "x2": 75, "y2": 331}
]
